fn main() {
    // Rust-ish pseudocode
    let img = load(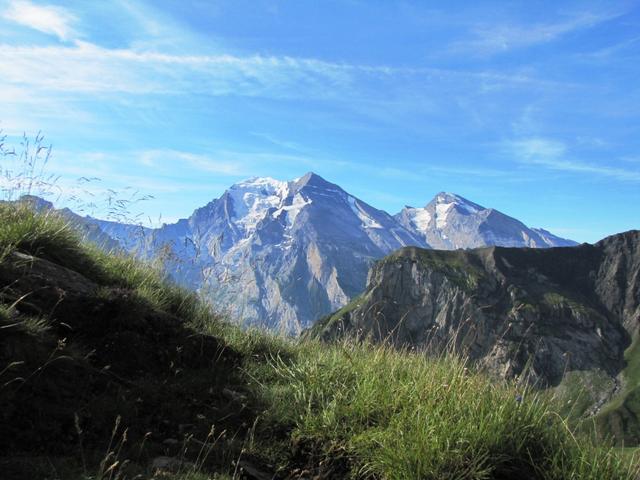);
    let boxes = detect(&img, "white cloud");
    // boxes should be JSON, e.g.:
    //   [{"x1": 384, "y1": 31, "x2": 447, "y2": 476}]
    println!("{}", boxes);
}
[
  {"x1": 451, "y1": 11, "x2": 622, "y2": 56},
  {"x1": 0, "y1": 41, "x2": 357, "y2": 97},
  {"x1": 508, "y1": 138, "x2": 567, "y2": 161},
  {"x1": 536, "y1": 159, "x2": 640, "y2": 181},
  {"x1": 427, "y1": 165, "x2": 520, "y2": 179},
  {"x1": 579, "y1": 36, "x2": 640, "y2": 61},
  {"x1": 505, "y1": 137, "x2": 640, "y2": 182},
  {"x1": 251, "y1": 132, "x2": 304, "y2": 152},
  {"x1": 3, "y1": 0, "x2": 77, "y2": 41},
  {"x1": 139, "y1": 149, "x2": 248, "y2": 176},
  {"x1": 0, "y1": 36, "x2": 567, "y2": 100}
]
